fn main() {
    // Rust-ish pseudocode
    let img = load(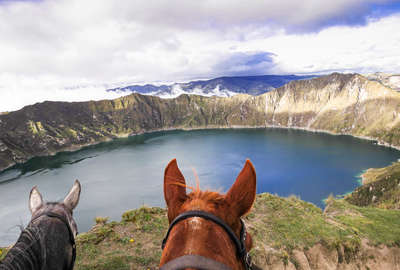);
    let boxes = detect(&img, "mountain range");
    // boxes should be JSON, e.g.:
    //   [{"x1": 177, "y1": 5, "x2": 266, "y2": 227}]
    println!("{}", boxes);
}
[{"x1": 107, "y1": 74, "x2": 315, "y2": 97}]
